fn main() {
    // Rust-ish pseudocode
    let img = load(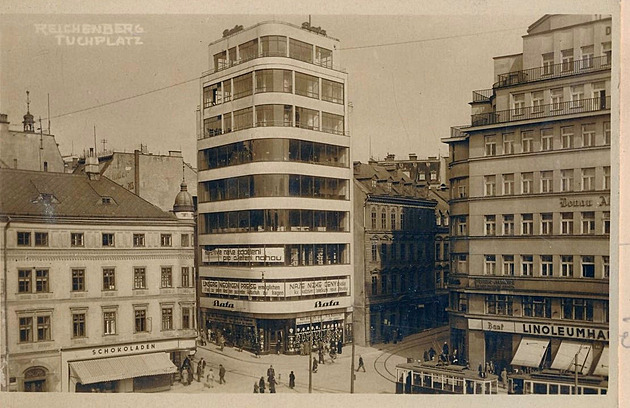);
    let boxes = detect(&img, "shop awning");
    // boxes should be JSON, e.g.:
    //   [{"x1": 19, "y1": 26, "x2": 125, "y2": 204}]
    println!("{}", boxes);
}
[
  {"x1": 550, "y1": 341, "x2": 593, "y2": 374},
  {"x1": 511, "y1": 337, "x2": 549, "y2": 368},
  {"x1": 70, "y1": 353, "x2": 177, "y2": 385},
  {"x1": 592, "y1": 346, "x2": 609, "y2": 376}
]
